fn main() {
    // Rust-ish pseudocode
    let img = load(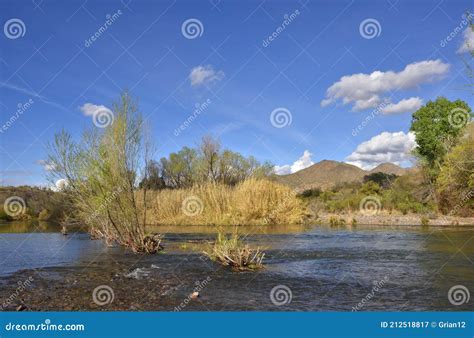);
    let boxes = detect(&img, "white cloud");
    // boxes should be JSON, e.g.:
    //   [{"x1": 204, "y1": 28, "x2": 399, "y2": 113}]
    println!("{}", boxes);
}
[
  {"x1": 346, "y1": 131, "x2": 416, "y2": 170},
  {"x1": 380, "y1": 97, "x2": 423, "y2": 115},
  {"x1": 37, "y1": 159, "x2": 55, "y2": 171},
  {"x1": 52, "y1": 178, "x2": 68, "y2": 192},
  {"x1": 189, "y1": 65, "x2": 224, "y2": 86},
  {"x1": 275, "y1": 150, "x2": 314, "y2": 175},
  {"x1": 80, "y1": 103, "x2": 112, "y2": 117},
  {"x1": 457, "y1": 27, "x2": 474, "y2": 53},
  {"x1": 321, "y1": 59, "x2": 449, "y2": 111}
]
